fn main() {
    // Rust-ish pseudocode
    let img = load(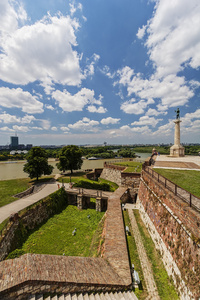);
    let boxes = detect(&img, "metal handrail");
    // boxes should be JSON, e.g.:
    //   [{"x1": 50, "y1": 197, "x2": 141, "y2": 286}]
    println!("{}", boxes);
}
[{"x1": 143, "y1": 165, "x2": 200, "y2": 212}]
